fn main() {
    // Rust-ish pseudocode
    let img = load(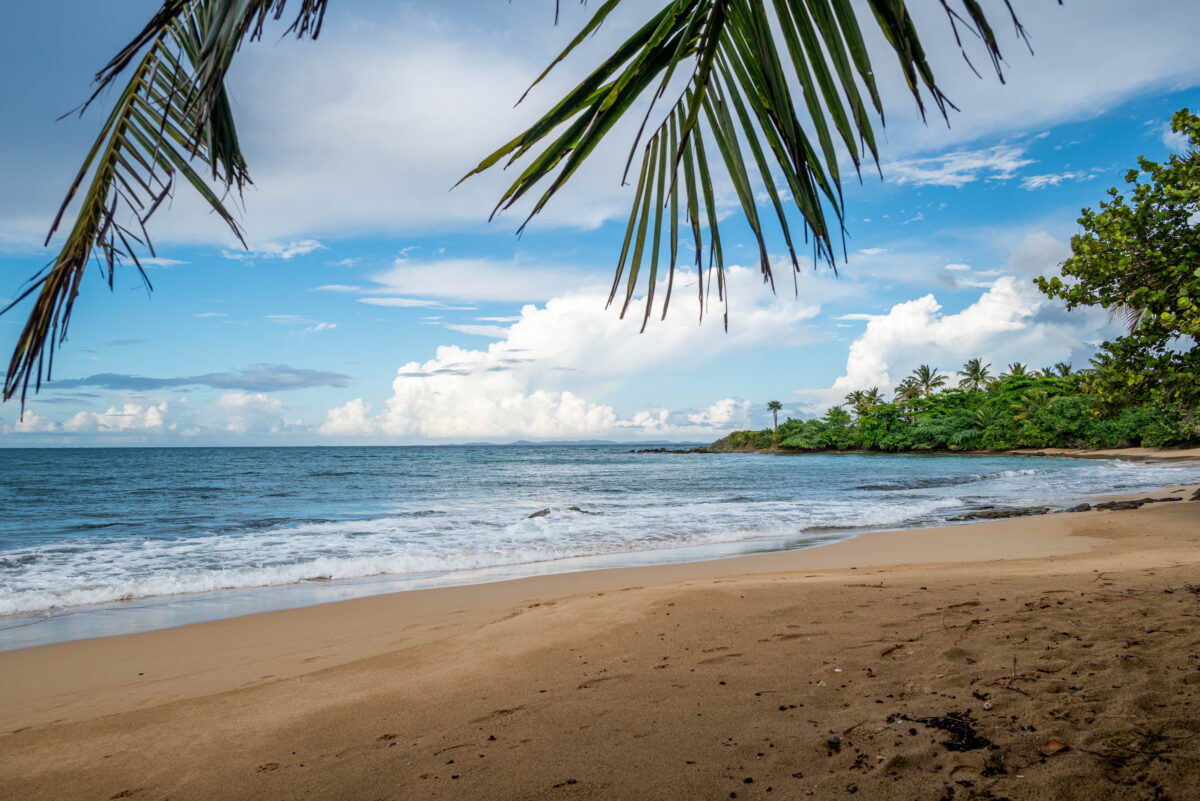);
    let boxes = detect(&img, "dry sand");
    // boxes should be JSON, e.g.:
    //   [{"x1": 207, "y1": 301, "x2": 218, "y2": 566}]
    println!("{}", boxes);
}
[{"x1": 1, "y1": 484, "x2": 1199, "y2": 801}]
